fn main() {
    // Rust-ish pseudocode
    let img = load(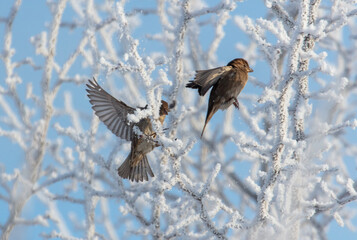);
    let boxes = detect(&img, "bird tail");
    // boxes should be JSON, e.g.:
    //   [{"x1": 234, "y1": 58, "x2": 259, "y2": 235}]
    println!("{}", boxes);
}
[
  {"x1": 185, "y1": 81, "x2": 199, "y2": 89},
  {"x1": 201, "y1": 122, "x2": 209, "y2": 138},
  {"x1": 117, "y1": 152, "x2": 154, "y2": 182},
  {"x1": 201, "y1": 104, "x2": 218, "y2": 138}
]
